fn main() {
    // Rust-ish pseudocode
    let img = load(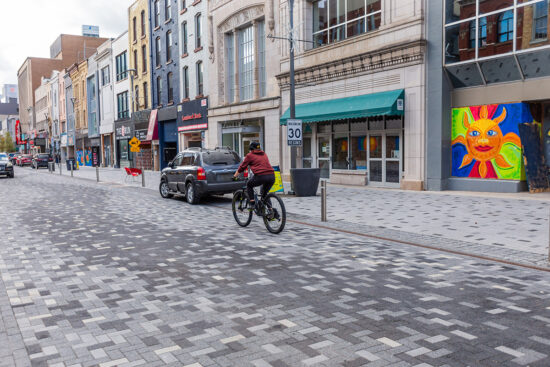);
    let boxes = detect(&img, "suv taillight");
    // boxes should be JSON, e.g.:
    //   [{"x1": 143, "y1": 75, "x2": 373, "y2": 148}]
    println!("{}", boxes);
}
[
  {"x1": 244, "y1": 169, "x2": 248, "y2": 178},
  {"x1": 197, "y1": 167, "x2": 206, "y2": 180}
]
